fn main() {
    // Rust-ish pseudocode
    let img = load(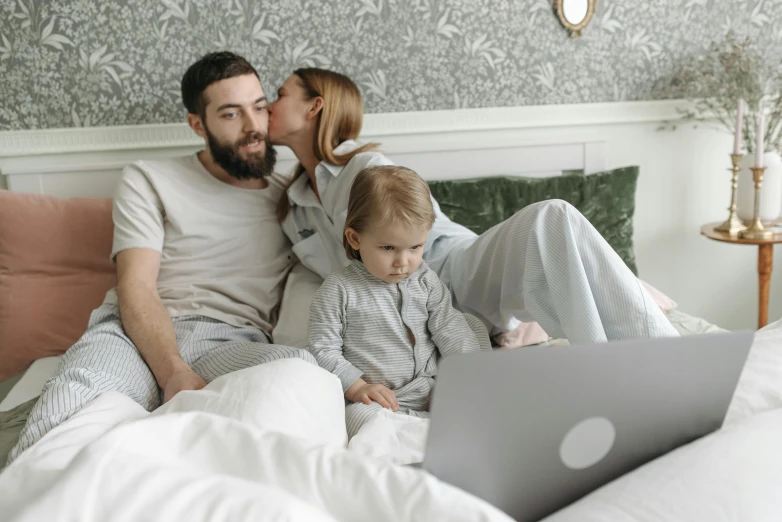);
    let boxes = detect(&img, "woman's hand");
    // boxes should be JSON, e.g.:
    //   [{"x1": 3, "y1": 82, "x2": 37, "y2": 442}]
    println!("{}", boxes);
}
[{"x1": 346, "y1": 380, "x2": 399, "y2": 411}]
